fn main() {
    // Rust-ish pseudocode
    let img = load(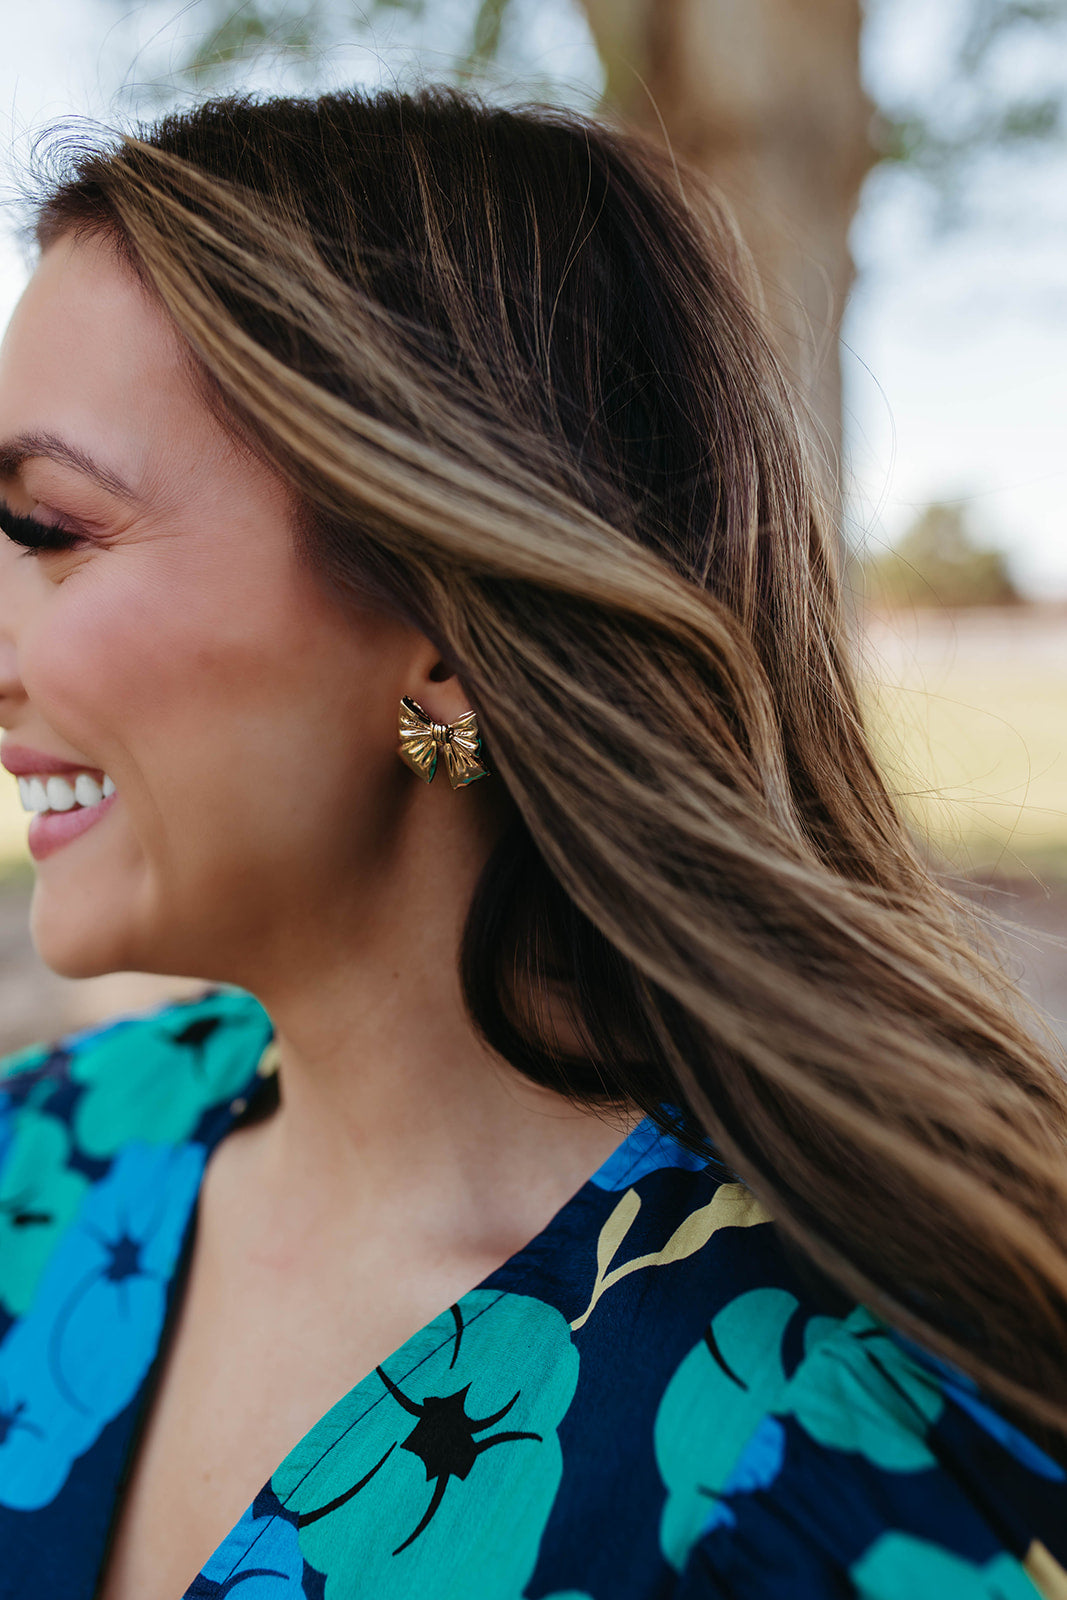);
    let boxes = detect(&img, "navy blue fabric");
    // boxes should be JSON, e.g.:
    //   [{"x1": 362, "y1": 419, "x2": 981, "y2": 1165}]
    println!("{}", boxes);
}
[{"x1": 0, "y1": 990, "x2": 1063, "y2": 1599}]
